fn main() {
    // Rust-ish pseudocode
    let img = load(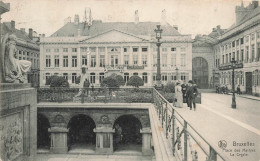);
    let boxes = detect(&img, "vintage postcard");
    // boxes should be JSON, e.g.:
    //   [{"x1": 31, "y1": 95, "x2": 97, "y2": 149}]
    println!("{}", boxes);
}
[{"x1": 0, "y1": 0, "x2": 259, "y2": 161}]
